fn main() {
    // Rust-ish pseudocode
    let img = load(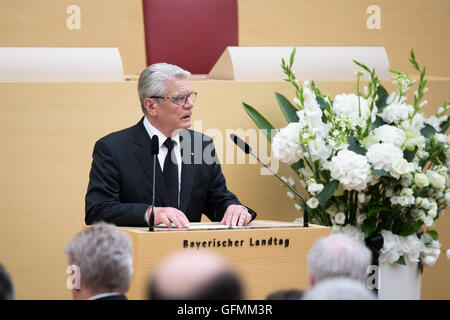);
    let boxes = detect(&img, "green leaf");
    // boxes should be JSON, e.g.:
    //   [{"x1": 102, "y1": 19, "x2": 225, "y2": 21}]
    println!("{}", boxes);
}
[
  {"x1": 275, "y1": 92, "x2": 299, "y2": 123},
  {"x1": 420, "y1": 123, "x2": 437, "y2": 139},
  {"x1": 367, "y1": 204, "x2": 379, "y2": 218},
  {"x1": 318, "y1": 180, "x2": 339, "y2": 208},
  {"x1": 243, "y1": 102, "x2": 275, "y2": 142},
  {"x1": 403, "y1": 146, "x2": 418, "y2": 162},
  {"x1": 439, "y1": 116, "x2": 450, "y2": 133},
  {"x1": 290, "y1": 159, "x2": 304, "y2": 172},
  {"x1": 400, "y1": 224, "x2": 416, "y2": 237},
  {"x1": 348, "y1": 136, "x2": 367, "y2": 155},
  {"x1": 395, "y1": 256, "x2": 407, "y2": 266},
  {"x1": 289, "y1": 47, "x2": 296, "y2": 67},
  {"x1": 371, "y1": 169, "x2": 390, "y2": 176},
  {"x1": 361, "y1": 217, "x2": 377, "y2": 238},
  {"x1": 353, "y1": 60, "x2": 371, "y2": 73},
  {"x1": 316, "y1": 96, "x2": 328, "y2": 111},
  {"x1": 373, "y1": 116, "x2": 385, "y2": 128},
  {"x1": 375, "y1": 85, "x2": 389, "y2": 111},
  {"x1": 426, "y1": 230, "x2": 439, "y2": 240}
]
